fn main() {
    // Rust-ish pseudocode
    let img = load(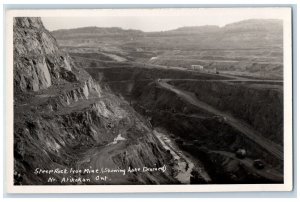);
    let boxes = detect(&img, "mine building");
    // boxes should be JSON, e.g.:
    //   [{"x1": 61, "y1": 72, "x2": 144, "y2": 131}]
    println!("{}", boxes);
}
[{"x1": 190, "y1": 65, "x2": 204, "y2": 71}]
